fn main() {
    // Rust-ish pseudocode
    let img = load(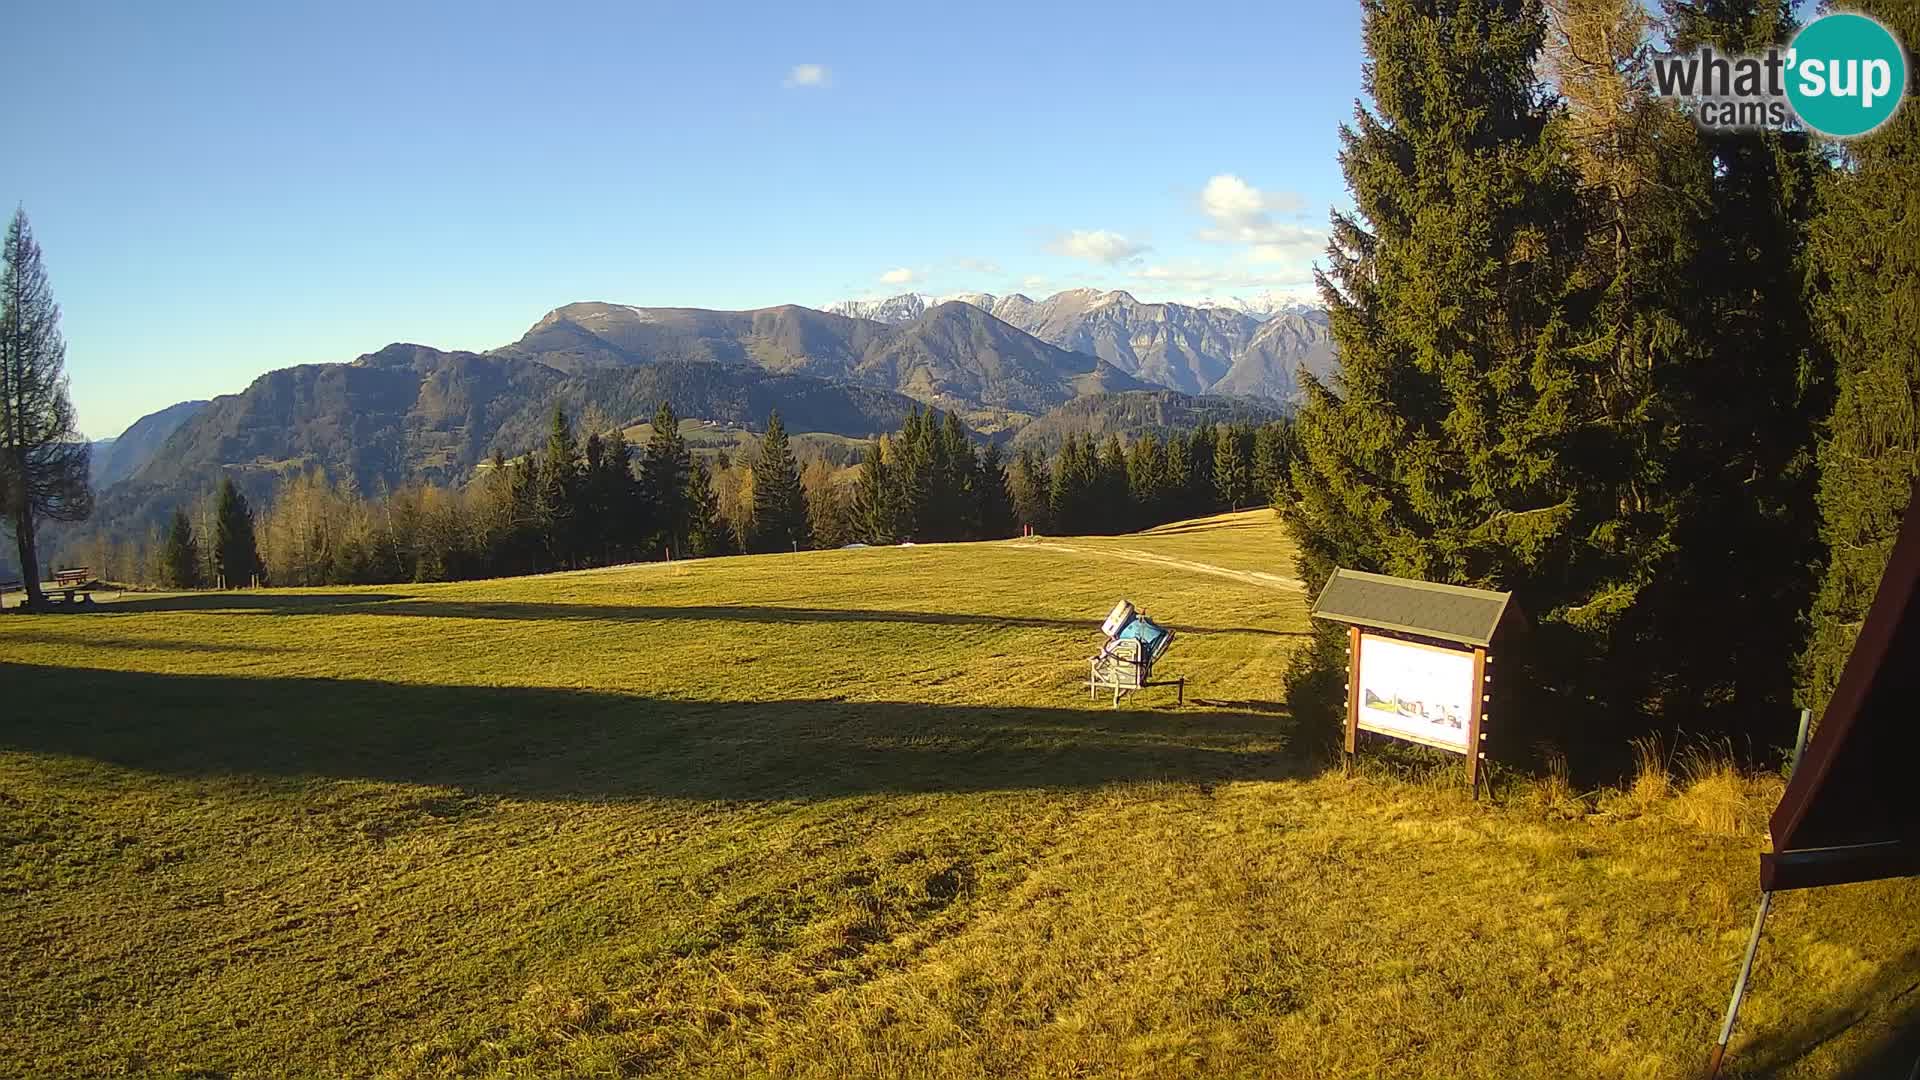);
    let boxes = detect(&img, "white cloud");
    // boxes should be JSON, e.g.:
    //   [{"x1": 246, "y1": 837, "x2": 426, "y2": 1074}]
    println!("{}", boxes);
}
[
  {"x1": 1022, "y1": 275, "x2": 1050, "y2": 289},
  {"x1": 783, "y1": 64, "x2": 830, "y2": 88},
  {"x1": 878, "y1": 266, "x2": 917, "y2": 285},
  {"x1": 955, "y1": 257, "x2": 1003, "y2": 274},
  {"x1": 1198, "y1": 173, "x2": 1310, "y2": 245},
  {"x1": 1046, "y1": 229, "x2": 1149, "y2": 265}
]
